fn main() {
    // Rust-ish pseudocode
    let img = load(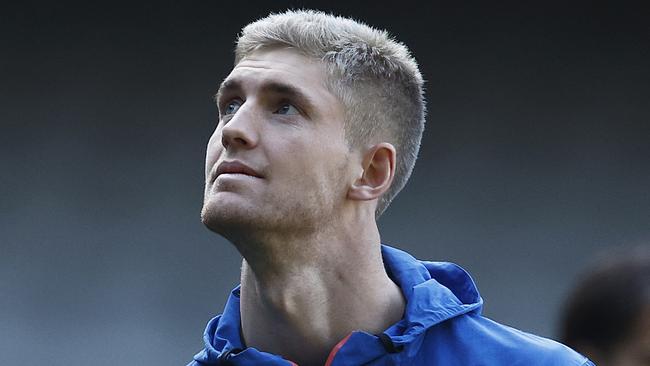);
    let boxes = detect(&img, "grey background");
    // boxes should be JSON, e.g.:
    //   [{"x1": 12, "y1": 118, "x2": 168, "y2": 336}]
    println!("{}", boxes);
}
[{"x1": 2, "y1": 2, "x2": 649, "y2": 365}]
